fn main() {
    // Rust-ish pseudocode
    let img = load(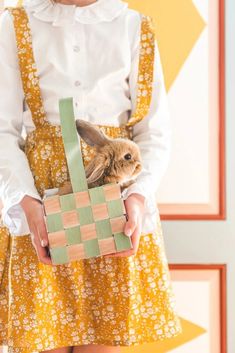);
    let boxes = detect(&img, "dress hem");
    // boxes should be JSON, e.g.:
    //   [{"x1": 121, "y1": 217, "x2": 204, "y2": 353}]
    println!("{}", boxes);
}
[{"x1": 0, "y1": 326, "x2": 183, "y2": 351}]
